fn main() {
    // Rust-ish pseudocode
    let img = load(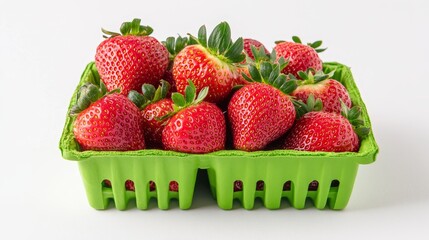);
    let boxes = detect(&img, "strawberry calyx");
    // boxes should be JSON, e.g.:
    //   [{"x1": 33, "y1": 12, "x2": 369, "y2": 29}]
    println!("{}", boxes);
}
[
  {"x1": 340, "y1": 101, "x2": 371, "y2": 139},
  {"x1": 275, "y1": 36, "x2": 327, "y2": 53},
  {"x1": 101, "y1": 18, "x2": 153, "y2": 38},
  {"x1": 127, "y1": 80, "x2": 171, "y2": 110},
  {"x1": 244, "y1": 45, "x2": 272, "y2": 65},
  {"x1": 162, "y1": 35, "x2": 190, "y2": 61},
  {"x1": 293, "y1": 94, "x2": 323, "y2": 118},
  {"x1": 188, "y1": 22, "x2": 245, "y2": 64},
  {"x1": 241, "y1": 57, "x2": 297, "y2": 95},
  {"x1": 295, "y1": 68, "x2": 335, "y2": 85},
  {"x1": 158, "y1": 80, "x2": 209, "y2": 121},
  {"x1": 69, "y1": 69, "x2": 120, "y2": 116}
]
